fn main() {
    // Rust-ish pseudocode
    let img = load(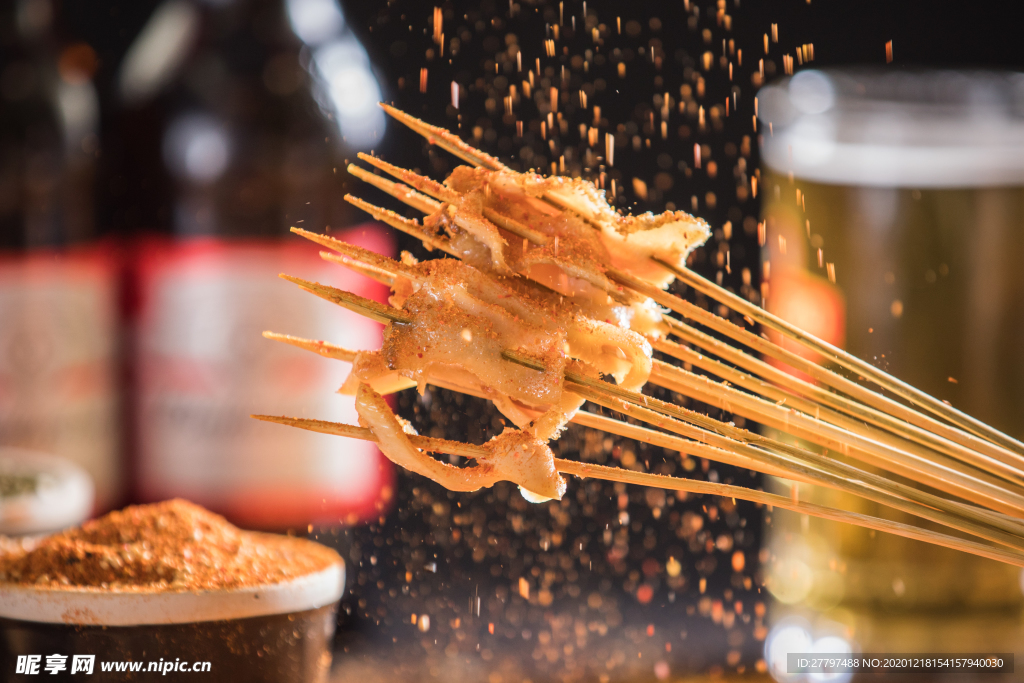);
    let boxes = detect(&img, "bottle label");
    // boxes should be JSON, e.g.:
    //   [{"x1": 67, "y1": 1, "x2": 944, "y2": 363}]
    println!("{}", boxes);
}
[
  {"x1": 0, "y1": 244, "x2": 122, "y2": 510},
  {"x1": 133, "y1": 226, "x2": 395, "y2": 527}
]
